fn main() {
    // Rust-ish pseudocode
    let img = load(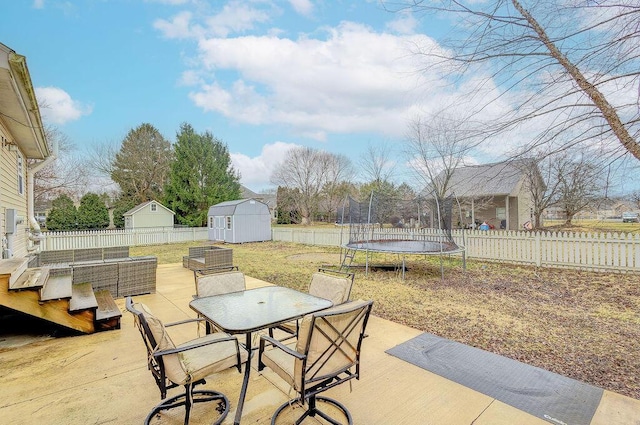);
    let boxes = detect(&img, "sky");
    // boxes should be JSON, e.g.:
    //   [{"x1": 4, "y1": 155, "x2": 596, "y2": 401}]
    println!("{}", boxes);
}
[{"x1": 2, "y1": 0, "x2": 637, "y2": 195}]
